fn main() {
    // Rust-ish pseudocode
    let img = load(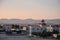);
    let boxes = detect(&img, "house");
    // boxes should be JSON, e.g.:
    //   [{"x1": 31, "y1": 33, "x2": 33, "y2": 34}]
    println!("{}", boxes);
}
[{"x1": 3, "y1": 24, "x2": 12, "y2": 31}]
